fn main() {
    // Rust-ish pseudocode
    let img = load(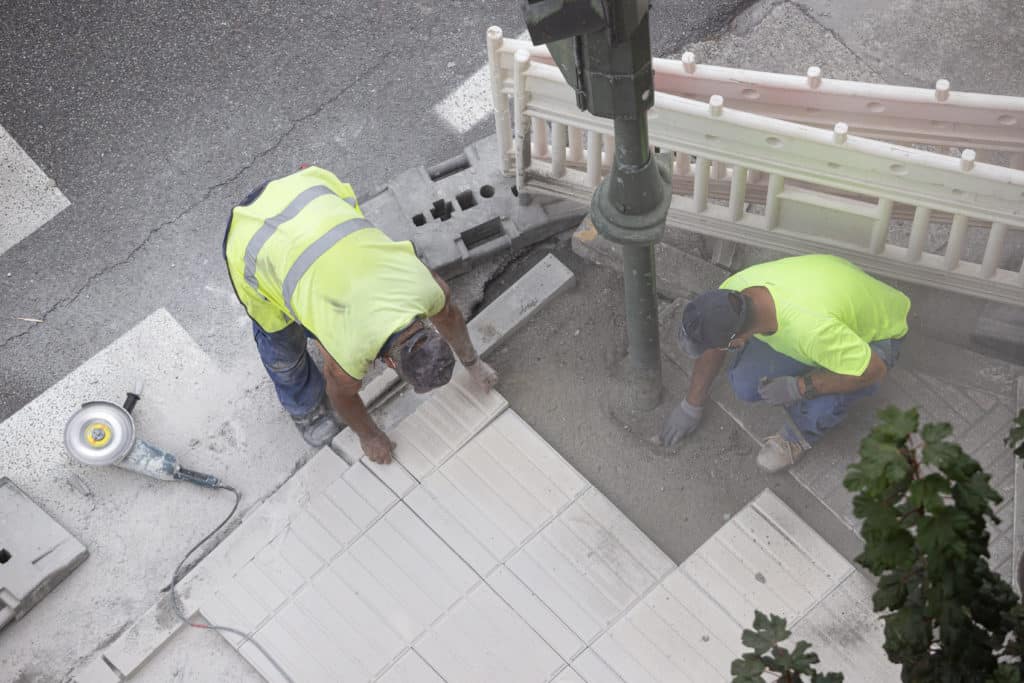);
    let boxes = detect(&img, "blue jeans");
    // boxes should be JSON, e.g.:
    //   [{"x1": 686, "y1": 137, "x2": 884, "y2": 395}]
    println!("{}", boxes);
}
[
  {"x1": 253, "y1": 321, "x2": 325, "y2": 418},
  {"x1": 728, "y1": 337, "x2": 902, "y2": 445}
]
